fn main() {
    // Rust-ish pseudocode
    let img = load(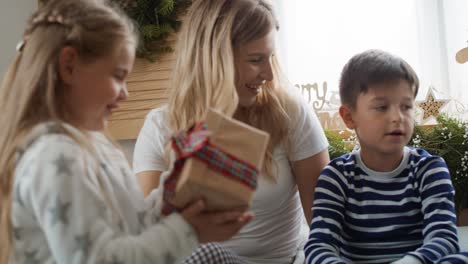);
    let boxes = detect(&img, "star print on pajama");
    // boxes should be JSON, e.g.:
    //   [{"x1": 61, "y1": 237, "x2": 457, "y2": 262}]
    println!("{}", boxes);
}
[
  {"x1": 10, "y1": 122, "x2": 200, "y2": 263},
  {"x1": 74, "y1": 232, "x2": 92, "y2": 258},
  {"x1": 49, "y1": 195, "x2": 71, "y2": 226},
  {"x1": 54, "y1": 153, "x2": 75, "y2": 176}
]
